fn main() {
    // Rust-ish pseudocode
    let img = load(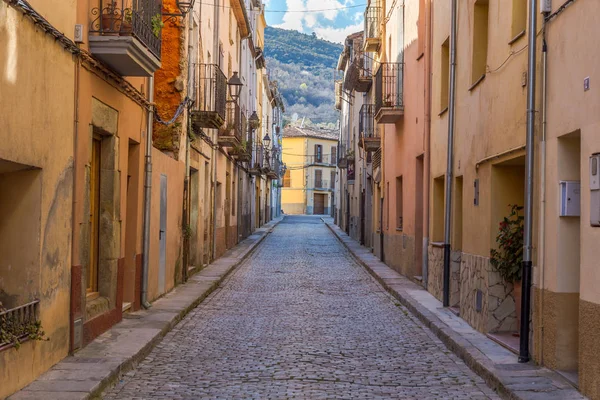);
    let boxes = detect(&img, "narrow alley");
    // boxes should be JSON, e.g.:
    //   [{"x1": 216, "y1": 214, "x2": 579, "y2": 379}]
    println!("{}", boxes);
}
[{"x1": 104, "y1": 216, "x2": 498, "y2": 399}]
